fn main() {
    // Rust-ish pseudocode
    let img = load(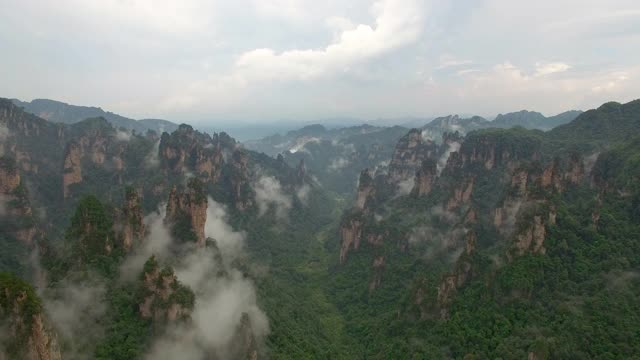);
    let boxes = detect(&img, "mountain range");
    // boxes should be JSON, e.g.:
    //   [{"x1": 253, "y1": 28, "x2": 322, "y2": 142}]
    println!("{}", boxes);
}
[{"x1": 0, "y1": 96, "x2": 638, "y2": 359}]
